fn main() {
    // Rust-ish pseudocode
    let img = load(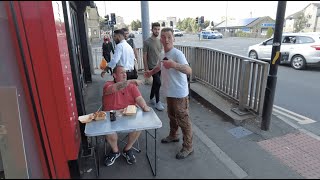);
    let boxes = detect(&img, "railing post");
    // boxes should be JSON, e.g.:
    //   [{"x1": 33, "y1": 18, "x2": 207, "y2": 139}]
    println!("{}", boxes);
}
[
  {"x1": 190, "y1": 47, "x2": 196, "y2": 81},
  {"x1": 232, "y1": 60, "x2": 251, "y2": 115}
]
